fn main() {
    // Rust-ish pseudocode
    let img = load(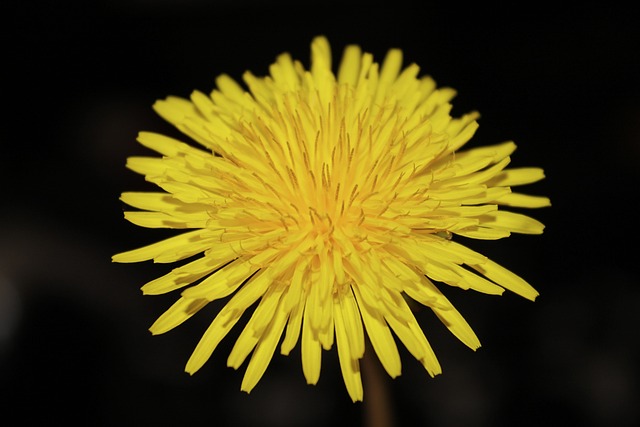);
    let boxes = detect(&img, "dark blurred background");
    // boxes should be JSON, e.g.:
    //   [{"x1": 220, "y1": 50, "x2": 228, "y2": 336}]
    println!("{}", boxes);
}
[{"x1": 2, "y1": 1, "x2": 638, "y2": 426}]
